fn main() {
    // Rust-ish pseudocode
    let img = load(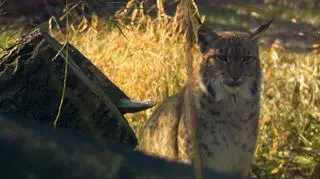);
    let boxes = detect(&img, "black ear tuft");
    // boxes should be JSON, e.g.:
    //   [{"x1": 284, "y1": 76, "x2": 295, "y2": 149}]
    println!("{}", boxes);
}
[
  {"x1": 249, "y1": 19, "x2": 273, "y2": 42},
  {"x1": 197, "y1": 24, "x2": 219, "y2": 53}
]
